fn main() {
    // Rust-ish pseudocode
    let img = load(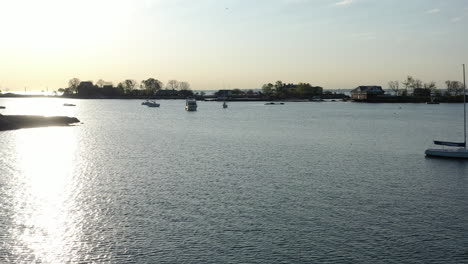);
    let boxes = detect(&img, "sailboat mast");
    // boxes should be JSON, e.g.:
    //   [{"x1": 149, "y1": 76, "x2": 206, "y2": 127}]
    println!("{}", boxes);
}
[{"x1": 464, "y1": 64, "x2": 466, "y2": 149}]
